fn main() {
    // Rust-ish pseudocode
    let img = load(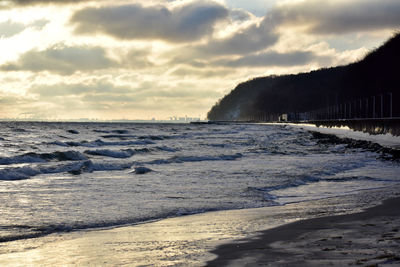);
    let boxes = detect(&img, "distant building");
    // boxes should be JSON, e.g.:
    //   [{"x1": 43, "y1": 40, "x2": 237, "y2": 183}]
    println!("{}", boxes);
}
[
  {"x1": 279, "y1": 114, "x2": 288, "y2": 122},
  {"x1": 168, "y1": 116, "x2": 202, "y2": 123}
]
